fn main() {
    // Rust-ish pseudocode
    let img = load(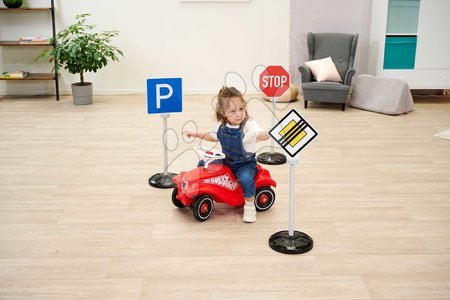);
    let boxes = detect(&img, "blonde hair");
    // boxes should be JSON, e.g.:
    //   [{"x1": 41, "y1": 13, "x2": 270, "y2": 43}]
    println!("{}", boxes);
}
[{"x1": 215, "y1": 86, "x2": 250, "y2": 124}]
